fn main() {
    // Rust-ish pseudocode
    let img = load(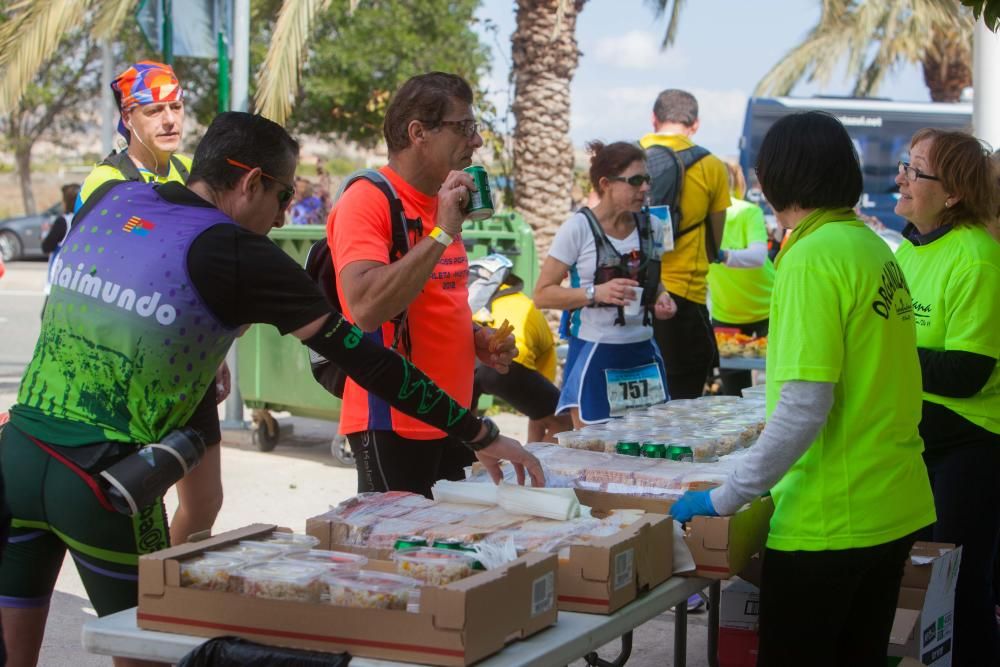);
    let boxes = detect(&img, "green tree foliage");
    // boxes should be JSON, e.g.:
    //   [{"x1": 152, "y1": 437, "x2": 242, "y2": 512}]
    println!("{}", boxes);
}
[
  {"x1": 961, "y1": 0, "x2": 1000, "y2": 30},
  {"x1": 291, "y1": 0, "x2": 489, "y2": 145}
]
